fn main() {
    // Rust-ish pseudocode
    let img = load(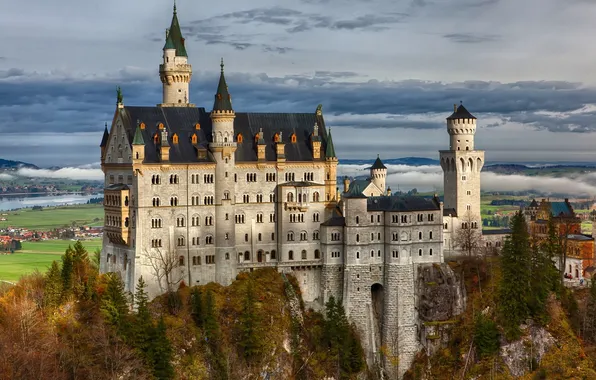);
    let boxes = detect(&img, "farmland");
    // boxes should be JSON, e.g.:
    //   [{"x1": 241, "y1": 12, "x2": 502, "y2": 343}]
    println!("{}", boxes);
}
[
  {"x1": 0, "y1": 239, "x2": 101, "y2": 282},
  {"x1": 0, "y1": 204, "x2": 103, "y2": 231}
]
